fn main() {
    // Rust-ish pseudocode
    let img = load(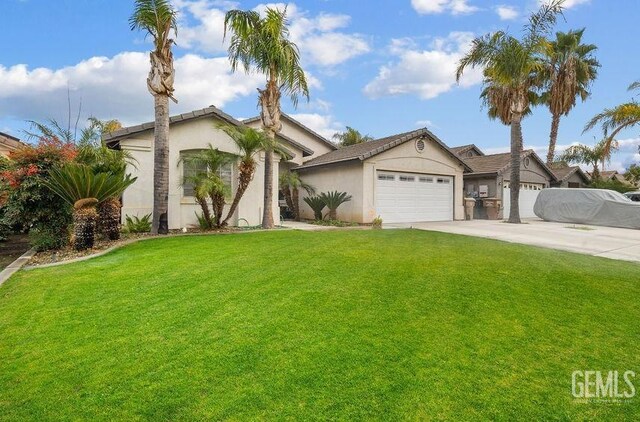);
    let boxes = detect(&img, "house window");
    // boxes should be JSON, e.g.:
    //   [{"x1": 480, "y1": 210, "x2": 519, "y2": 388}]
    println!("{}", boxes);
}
[
  {"x1": 378, "y1": 174, "x2": 395, "y2": 181},
  {"x1": 419, "y1": 177, "x2": 433, "y2": 183},
  {"x1": 568, "y1": 182, "x2": 580, "y2": 188},
  {"x1": 399, "y1": 175, "x2": 415, "y2": 182},
  {"x1": 437, "y1": 178, "x2": 450, "y2": 184},
  {"x1": 181, "y1": 151, "x2": 233, "y2": 198}
]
